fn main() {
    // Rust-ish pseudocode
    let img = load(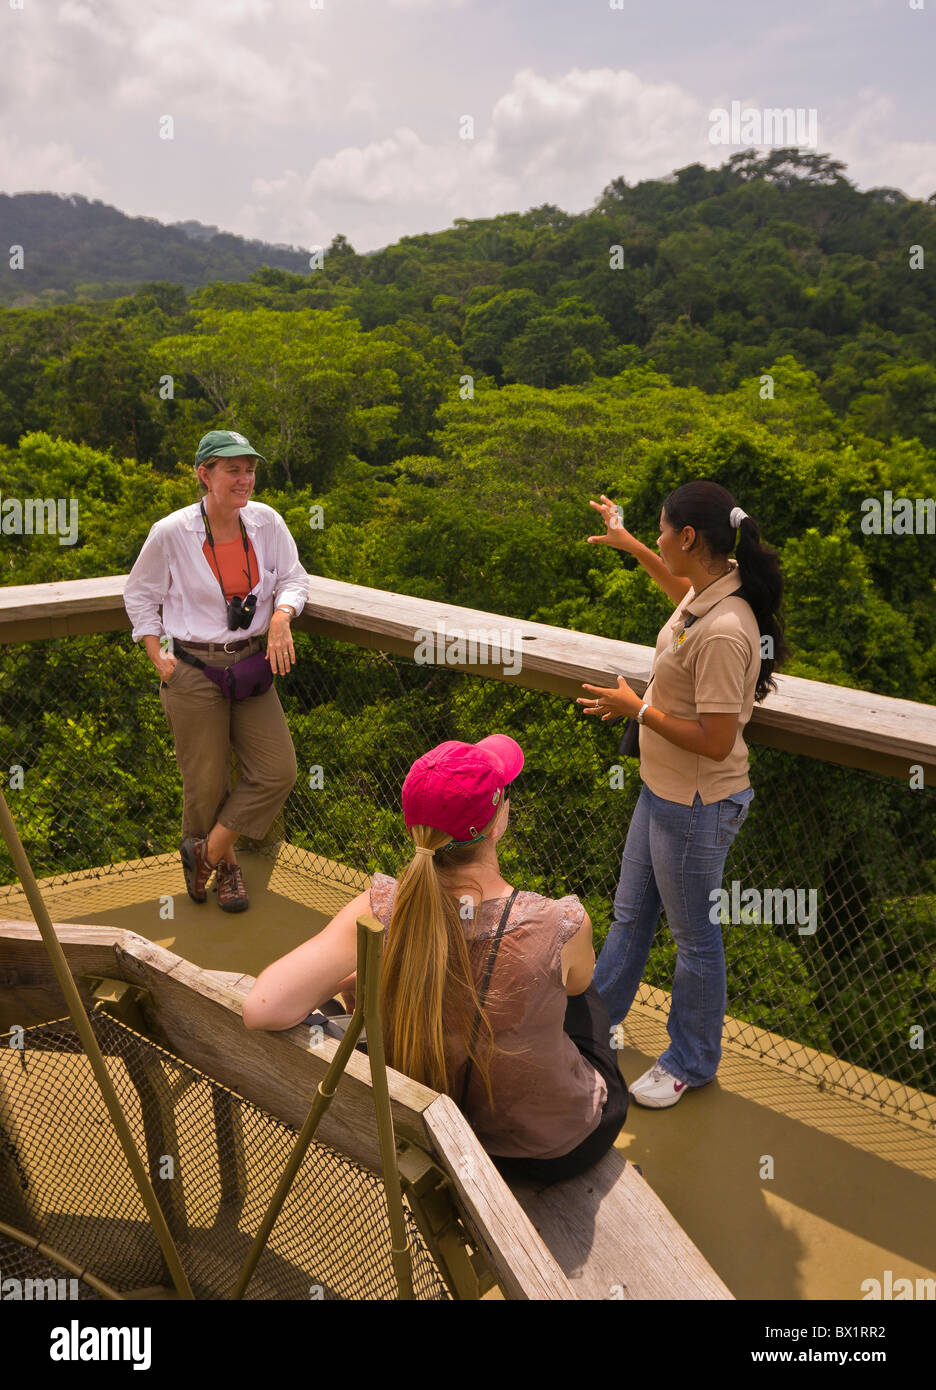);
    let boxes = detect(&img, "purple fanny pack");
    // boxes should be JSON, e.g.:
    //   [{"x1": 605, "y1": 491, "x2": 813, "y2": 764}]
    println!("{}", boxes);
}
[{"x1": 175, "y1": 644, "x2": 274, "y2": 700}]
